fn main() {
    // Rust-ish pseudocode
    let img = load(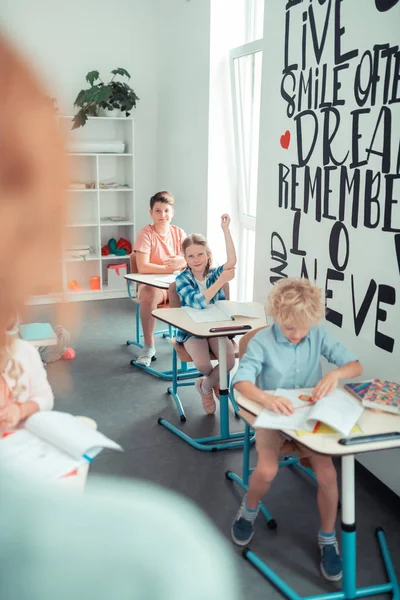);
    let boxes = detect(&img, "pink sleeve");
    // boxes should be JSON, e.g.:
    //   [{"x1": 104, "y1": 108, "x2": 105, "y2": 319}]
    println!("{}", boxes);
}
[{"x1": 134, "y1": 228, "x2": 152, "y2": 254}]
